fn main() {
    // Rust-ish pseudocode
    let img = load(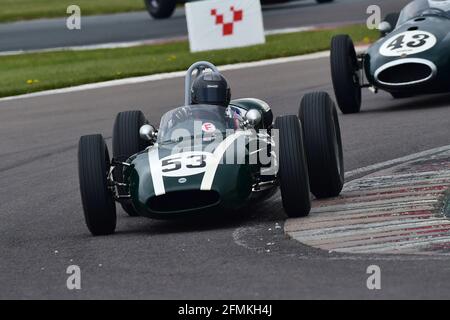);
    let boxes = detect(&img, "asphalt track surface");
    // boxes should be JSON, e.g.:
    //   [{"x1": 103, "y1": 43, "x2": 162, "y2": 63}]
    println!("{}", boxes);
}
[
  {"x1": 1, "y1": 53, "x2": 450, "y2": 299},
  {"x1": 0, "y1": 0, "x2": 411, "y2": 52}
]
